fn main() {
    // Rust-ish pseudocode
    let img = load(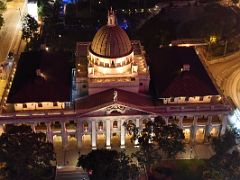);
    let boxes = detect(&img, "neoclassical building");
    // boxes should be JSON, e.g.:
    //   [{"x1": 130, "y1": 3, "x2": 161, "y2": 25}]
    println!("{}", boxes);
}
[{"x1": 0, "y1": 10, "x2": 231, "y2": 151}]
